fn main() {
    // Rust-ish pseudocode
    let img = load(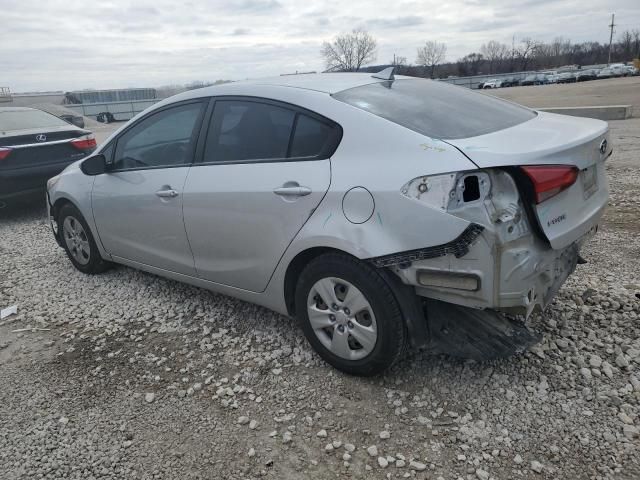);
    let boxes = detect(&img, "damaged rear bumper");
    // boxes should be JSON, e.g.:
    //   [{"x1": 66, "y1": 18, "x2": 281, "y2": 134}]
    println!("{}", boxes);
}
[
  {"x1": 389, "y1": 227, "x2": 591, "y2": 317},
  {"x1": 371, "y1": 168, "x2": 600, "y2": 318}
]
